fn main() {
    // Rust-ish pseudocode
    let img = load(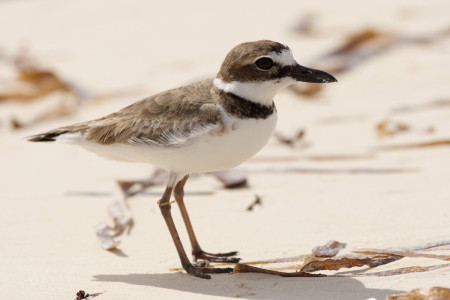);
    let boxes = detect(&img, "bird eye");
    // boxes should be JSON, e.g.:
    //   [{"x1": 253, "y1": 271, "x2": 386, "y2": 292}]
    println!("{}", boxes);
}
[{"x1": 255, "y1": 57, "x2": 274, "y2": 70}]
